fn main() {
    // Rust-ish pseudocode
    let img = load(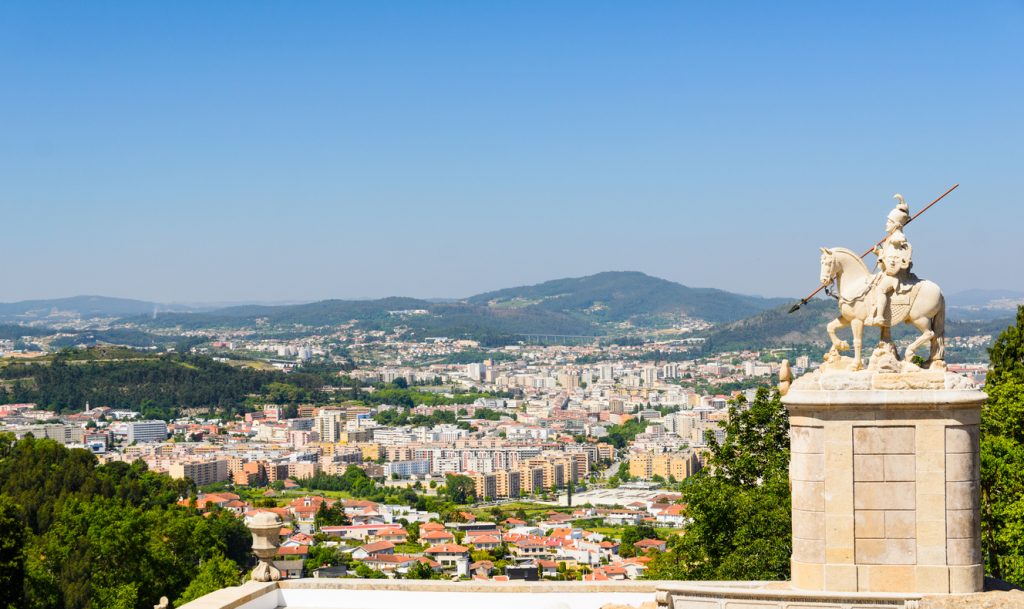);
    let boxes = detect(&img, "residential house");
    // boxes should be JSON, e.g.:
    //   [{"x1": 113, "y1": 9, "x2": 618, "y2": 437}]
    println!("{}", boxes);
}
[
  {"x1": 424, "y1": 544, "x2": 470, "y2": 568},
  {"x1": 272, "y1": 559, "x2": 305, "y2": 579},
  {"x1": 352, "y1": 541, "x2": 395, "y2": 561},
  {"x1": 537, "y1": 559, "x2": 560, "y2": 578},
  {"x1": 371, "y1": 527, "x2": 408, "y2": 544},
  {"x1": 633, "y1": 538, "x2": 667, "y2": 553},
  {"x1": 466, "y1": 534, "x2": 502, "y2": 551},
  {"x1": 420, "y1": 529, "x2": 455, "y2": 545},
  {"x1": 275, "y1": 546, "x2": 309, "y2": 561},
  {"x1": 361, "y1": 554, "x2": 422, "y2": 574}
]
